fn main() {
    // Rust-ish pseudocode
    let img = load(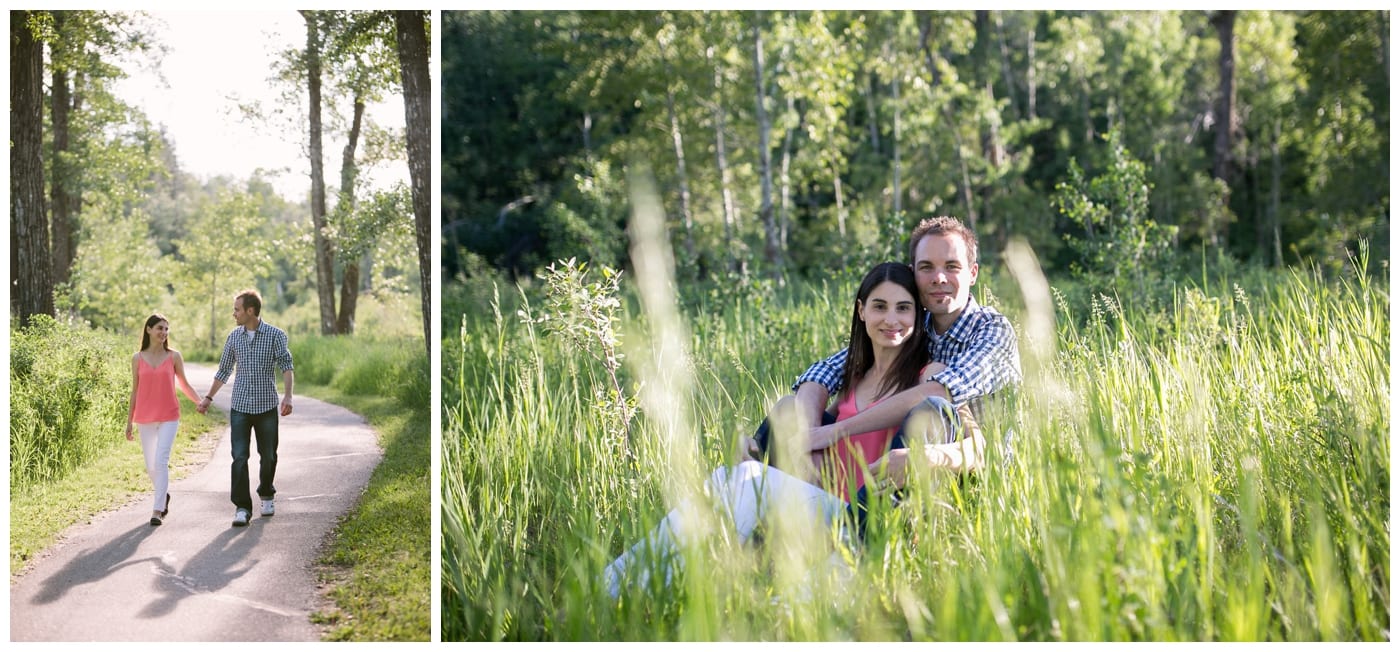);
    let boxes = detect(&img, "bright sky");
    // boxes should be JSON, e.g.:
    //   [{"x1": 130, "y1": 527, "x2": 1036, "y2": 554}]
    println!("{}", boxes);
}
[{"x1": 111, "y1": 10, "x2": 408, "y2": 201}]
